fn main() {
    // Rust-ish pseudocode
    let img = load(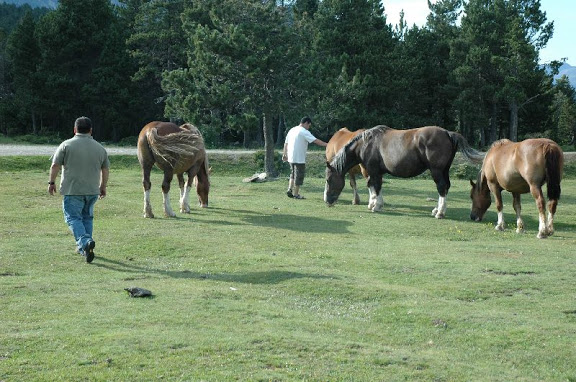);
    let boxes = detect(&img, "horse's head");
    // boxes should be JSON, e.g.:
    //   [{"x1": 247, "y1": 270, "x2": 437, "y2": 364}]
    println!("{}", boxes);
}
[
  {"x1": 324, "y1": 161, "x2": 346, "y2": 206},
  {"x1": 469, "y1": 177, "x2": 491, "y2": 221},
  {"x1": 196, "y1": 161, "x2": 211, "y2": 208}
]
